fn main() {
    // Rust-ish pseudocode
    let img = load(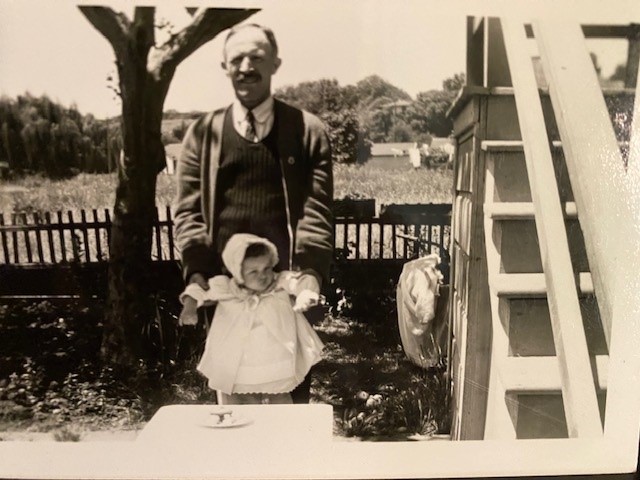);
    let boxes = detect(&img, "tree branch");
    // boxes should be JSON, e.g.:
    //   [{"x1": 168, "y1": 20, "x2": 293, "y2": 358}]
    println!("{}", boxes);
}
[
  {"x1": 78, "y1": 6, "x2": 131, "y2": 54},
  {"x1": 152, "y1": 8, "x2": 259, "y2": 76},
  {"x1": 132, "y1": 7, "x2": 156, "y2": 62}
]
